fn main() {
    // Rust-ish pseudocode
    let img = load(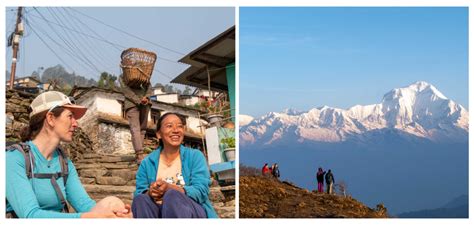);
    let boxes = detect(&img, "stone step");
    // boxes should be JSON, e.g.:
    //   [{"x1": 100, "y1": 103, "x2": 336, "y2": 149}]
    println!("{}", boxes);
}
[
  {"x1": 219, "y1": 211, "x2": 235, "y2": 219},
  {"x1": 79, "y1": 154, "x2": 136, "y2": 162},
  {"x1": 99, "y1": 155, "x2": 136, "y2": 163},
  {"x1": 215, "y1": 206, "x2": 235, "y2": 218},
  {"x1": 76, "y1": 162, "x2": 138, "y2": 170},
  {"x1": 82, "y1": 153, "x2": 102, "y2": 159},
  {"x1": 79, "y1": 169, "x2": 108, "y2": 178},
  {"x1": 224, "y1": 199, "x2": 235, "y2": 207},
  {"x1": 96, "y1": 176, "x2": 129, "y2": 186},
  {"x1": 83, "y1": 184, "x2": 135, "y2": 195},
  {"x1": 220, "y1": 185, "x2": 235, "y2": 191},
  {"x1": 209, "y1": 187, "x2": 225, "y2": 203},
  {"x1": 88, "y1": 194, "x2": 134, "y2": 205}
]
